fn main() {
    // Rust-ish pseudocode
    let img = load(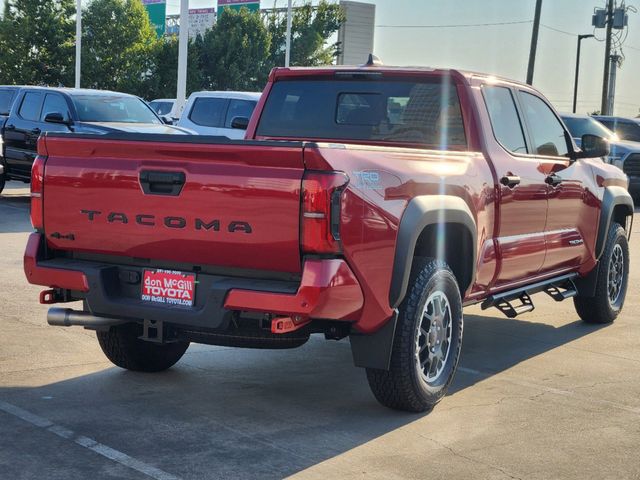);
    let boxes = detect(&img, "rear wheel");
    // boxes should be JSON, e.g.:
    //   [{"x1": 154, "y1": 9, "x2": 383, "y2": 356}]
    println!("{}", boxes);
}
[
  {"x1": 366, "y1": 259, "x2": 463, "y2": 412},
  {"x1": 97, "y1": 323, "x2": 190, "y2": 372},
  {"x1": 574, "y1": 222, "x2": 629, "y2": 324}
]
